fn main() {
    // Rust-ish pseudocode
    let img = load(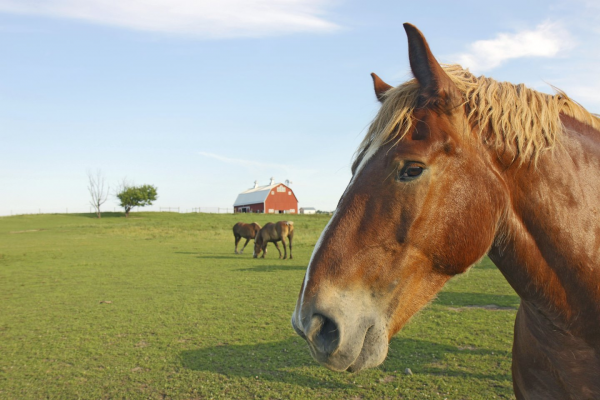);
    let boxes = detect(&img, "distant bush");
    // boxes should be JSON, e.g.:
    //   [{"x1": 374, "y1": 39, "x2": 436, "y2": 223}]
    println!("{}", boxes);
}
[
  {"x1": 116, "y1": 184, "x2": 158, "y2": 217},
  {"x1": 316, "y1": 210, "x2": 333, "y2": 215}
]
